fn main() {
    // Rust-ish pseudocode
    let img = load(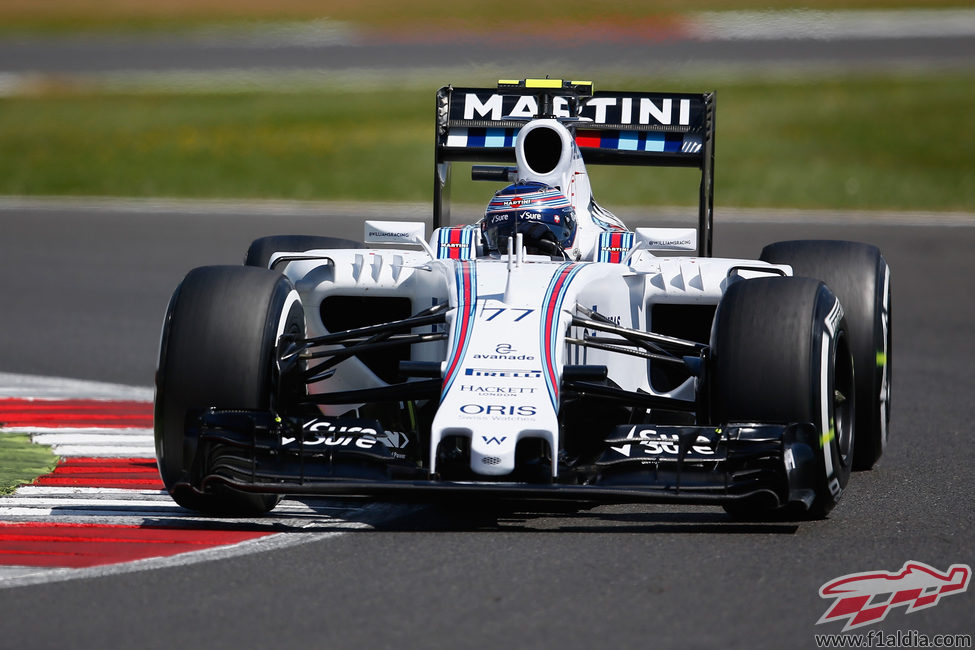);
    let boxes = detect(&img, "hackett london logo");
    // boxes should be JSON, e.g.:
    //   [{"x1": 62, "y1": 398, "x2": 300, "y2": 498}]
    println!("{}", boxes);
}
[{"x1": 816, "y1": 561, "x2": 971, "y2": 632}]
